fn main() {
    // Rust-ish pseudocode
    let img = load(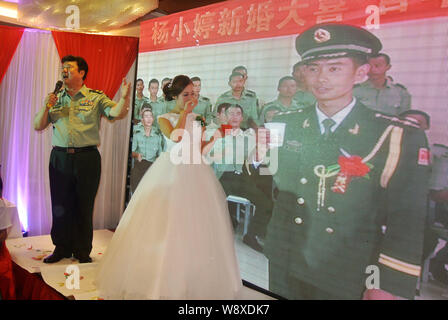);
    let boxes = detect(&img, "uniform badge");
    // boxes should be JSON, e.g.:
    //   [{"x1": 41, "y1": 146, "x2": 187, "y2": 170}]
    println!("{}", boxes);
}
[
  {"x1": 302, "y1": 119, "x2": 310, "y2": 128},
  {"x1": 314, "y1": 28, "x2": 331, "y2": 43},
  {"x1": 314, "y1": 150, "x2": 374, "y2": 210},
  {"x1": 348, "y1": 124, "x2": 360, "y2": 135},
  {"x1": 418, "y1": 148, "x2": 430, "y2": 166},
  {"x1": 79, "y1": 99, "x2": 93, "y2": 107}
]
